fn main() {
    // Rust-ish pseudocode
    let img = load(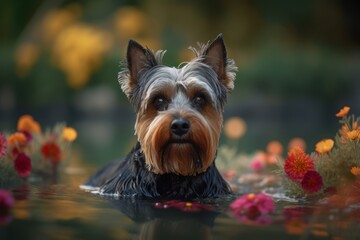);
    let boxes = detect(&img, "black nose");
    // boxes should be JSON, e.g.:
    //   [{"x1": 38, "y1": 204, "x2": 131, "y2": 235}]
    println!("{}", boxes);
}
[{"x1": 171, "y1": 118, "x2": 190, "y2": 136}]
